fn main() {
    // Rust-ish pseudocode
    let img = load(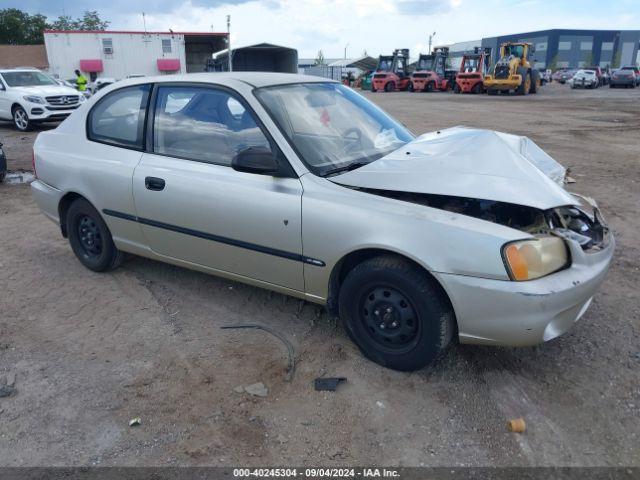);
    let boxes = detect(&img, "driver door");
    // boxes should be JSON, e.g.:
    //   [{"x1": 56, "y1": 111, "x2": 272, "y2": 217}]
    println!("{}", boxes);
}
[{"x1": 132, "y1": 84, "x2": 304, "y2": 291}]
